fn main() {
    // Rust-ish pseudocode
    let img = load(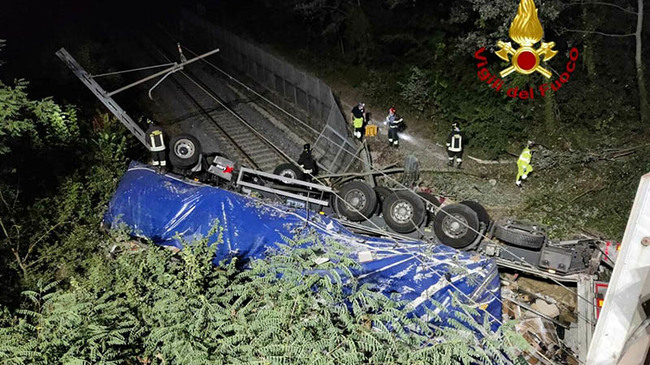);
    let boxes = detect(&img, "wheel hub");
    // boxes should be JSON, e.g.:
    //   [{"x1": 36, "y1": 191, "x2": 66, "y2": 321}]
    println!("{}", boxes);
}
[
  {"x1": 279, "y1": 169, "x2": 296, "y2": 179},
  {"x1": 345, "y1": 189, "x2": 366, "y2": 210},
  {"x1": 442, "y1": 214, "x2": 469, "y2": 239},
  {"x1": 174, "y1": 139, "x2": 195, "y2": 159},
  {"x1": 392, "y1": 201, "x2": 414, "y2": 224}
]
